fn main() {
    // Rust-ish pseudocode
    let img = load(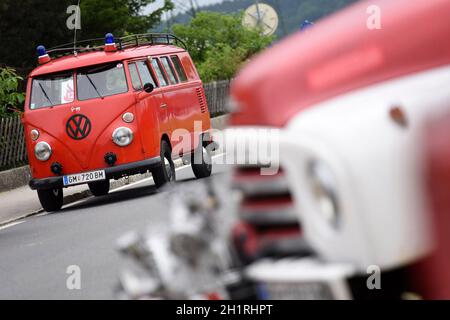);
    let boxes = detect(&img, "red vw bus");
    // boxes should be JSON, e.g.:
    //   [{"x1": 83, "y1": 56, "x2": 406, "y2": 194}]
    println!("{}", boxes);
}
[{"x1": 23, "y1": 34, "x2": 213, "y2": 212}]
